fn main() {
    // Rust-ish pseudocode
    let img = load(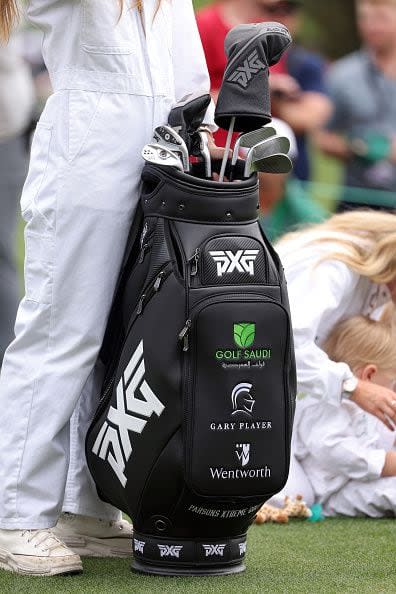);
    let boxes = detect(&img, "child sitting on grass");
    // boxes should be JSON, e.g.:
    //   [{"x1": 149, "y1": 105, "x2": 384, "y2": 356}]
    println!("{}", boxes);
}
[{"x1": 293, "y1": 306, "x2": 396, "y2": 517}]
